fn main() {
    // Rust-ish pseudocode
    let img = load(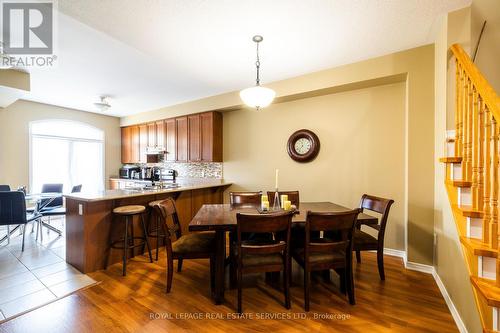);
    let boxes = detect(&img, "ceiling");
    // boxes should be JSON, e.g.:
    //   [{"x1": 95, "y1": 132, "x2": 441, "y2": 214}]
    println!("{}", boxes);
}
[{"x1": 11, "y1": 0, "x2": 470, "y2": 117}]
